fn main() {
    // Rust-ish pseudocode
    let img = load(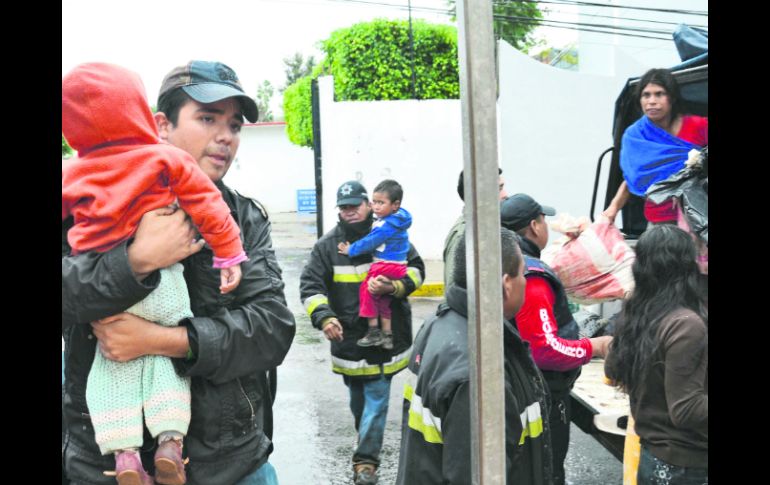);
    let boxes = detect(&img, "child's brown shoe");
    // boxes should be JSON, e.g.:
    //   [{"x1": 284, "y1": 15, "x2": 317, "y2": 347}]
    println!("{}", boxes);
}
[{"x1": 154, "y1": 438, "x2": 187, "y2": 485}]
